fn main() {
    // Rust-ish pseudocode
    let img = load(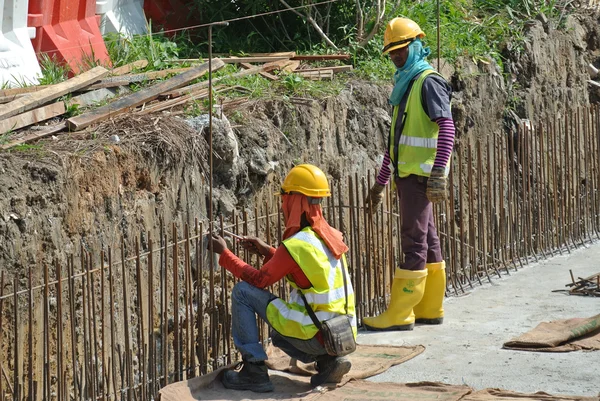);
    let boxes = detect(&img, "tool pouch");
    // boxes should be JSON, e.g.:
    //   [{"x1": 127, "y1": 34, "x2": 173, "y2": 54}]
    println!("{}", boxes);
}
[
  {"x1": 300, "y1": 256, "x2": 356, "y2": 357},
  {"x1": 320, "y1": 315, "x2": 356, "y2": 357}
]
